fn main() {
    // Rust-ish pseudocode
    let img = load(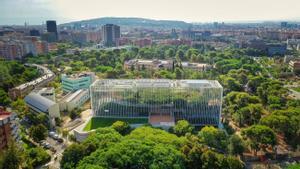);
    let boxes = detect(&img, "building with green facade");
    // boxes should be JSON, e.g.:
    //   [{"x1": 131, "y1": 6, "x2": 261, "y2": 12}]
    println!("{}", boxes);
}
[
  {"x1": 90, "y1": 79, "x2": 223, "y2": 127},
  {"x1": 61, "y1": 72, "x2": 95, "y2": 93}
]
